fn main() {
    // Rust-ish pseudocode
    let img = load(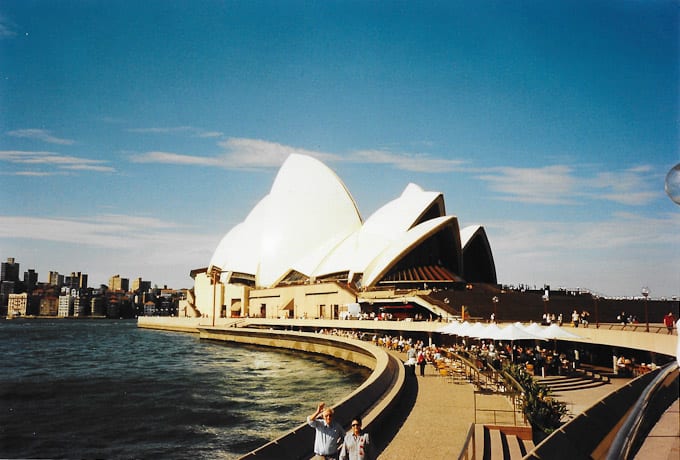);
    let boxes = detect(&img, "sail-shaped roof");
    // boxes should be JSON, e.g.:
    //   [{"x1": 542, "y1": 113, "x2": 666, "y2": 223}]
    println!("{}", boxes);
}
[{"x1": 207, "y1": 154, "x2": 495, "y2": 289}]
